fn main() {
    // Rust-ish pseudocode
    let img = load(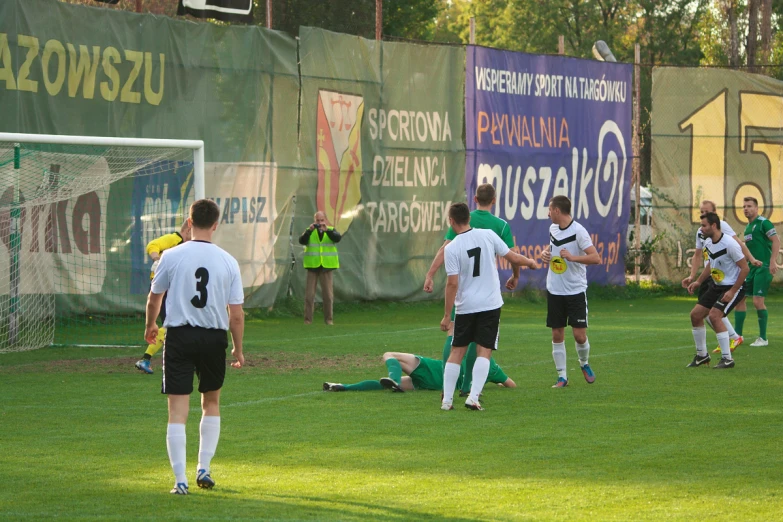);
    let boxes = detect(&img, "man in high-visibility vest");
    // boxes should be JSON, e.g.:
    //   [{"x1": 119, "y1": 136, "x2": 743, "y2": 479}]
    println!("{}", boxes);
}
[{"x1": 299, "y1": 211, "x2": 341, "y2": 325}]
